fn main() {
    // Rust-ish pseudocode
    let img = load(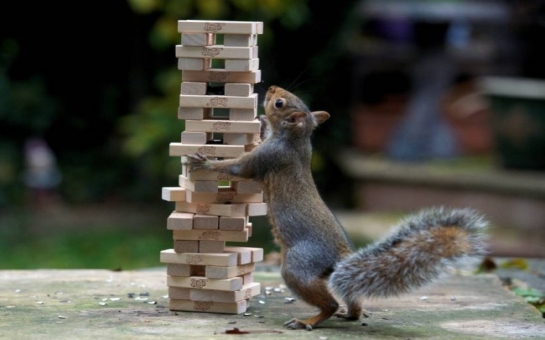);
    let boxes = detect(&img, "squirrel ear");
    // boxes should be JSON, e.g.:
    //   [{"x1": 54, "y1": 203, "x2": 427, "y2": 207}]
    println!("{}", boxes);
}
[{"x1": 312, "y1": 111, "x2": 330, "y2": 125}]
